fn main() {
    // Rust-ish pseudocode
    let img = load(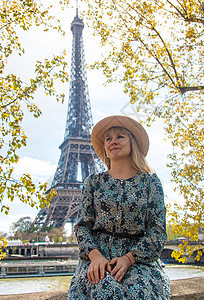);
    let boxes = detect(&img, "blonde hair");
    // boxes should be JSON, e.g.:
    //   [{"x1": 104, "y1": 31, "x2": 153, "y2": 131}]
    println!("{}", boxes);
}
[{"x1": 103, "y1": 127, "x2": 152, "y2": 173}]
